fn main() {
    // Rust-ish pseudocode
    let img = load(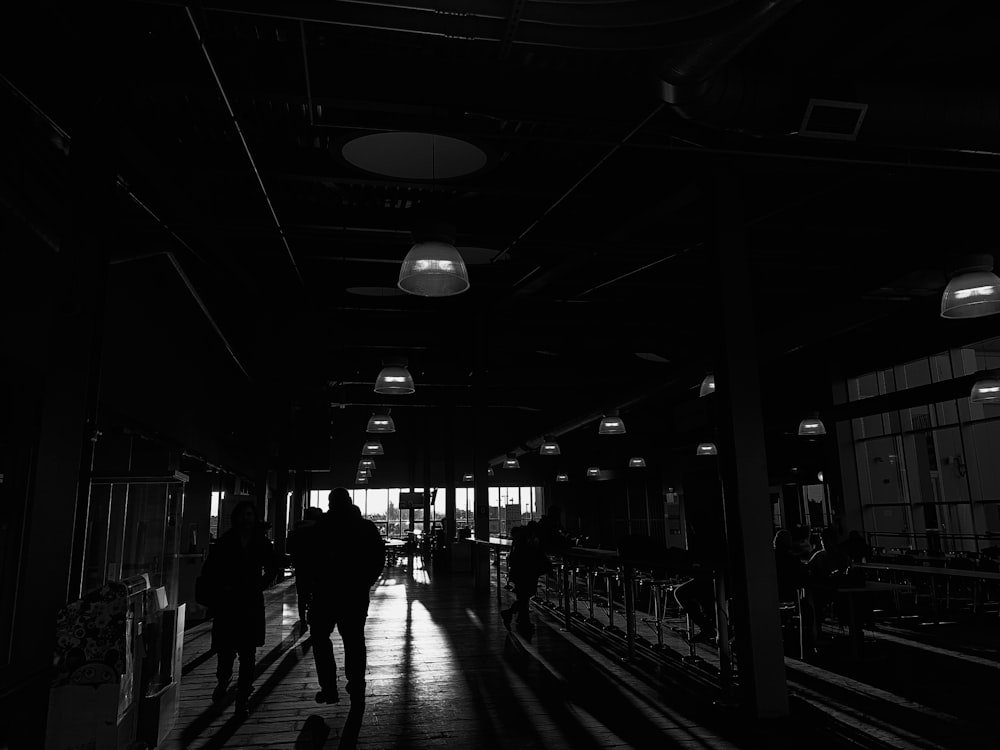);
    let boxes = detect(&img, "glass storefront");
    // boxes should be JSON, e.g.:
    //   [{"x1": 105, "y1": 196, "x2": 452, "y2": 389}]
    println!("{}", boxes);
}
[{"x1": 846, "y1": 336, "x2": 1000, "y2": 553}]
